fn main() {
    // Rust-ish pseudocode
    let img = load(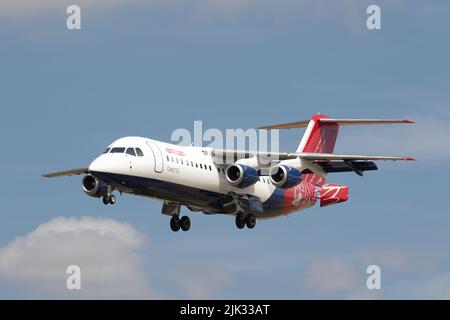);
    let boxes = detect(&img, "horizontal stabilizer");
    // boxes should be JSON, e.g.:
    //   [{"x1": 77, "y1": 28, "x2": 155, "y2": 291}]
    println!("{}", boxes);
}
[
  {"x1": 42, "y1": 168, "x2": 88, "y2": 178},
  {"x1": 259, "y1": 118, "x2": 414, "y2": 130}
]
